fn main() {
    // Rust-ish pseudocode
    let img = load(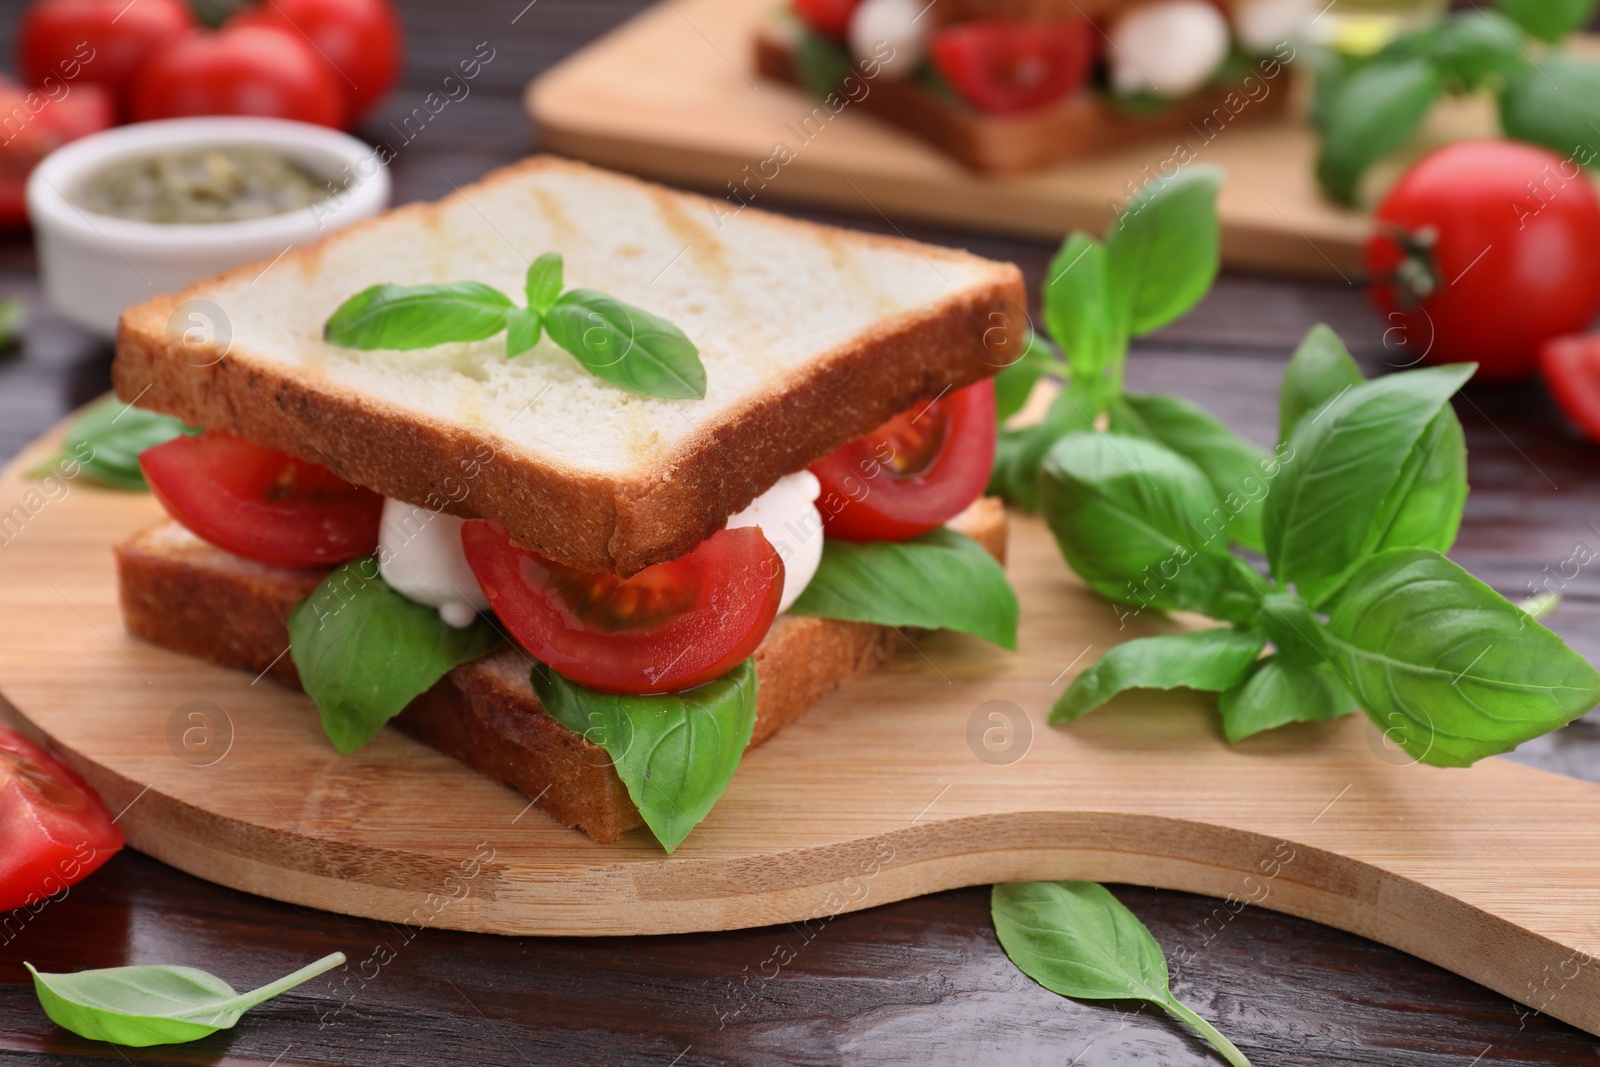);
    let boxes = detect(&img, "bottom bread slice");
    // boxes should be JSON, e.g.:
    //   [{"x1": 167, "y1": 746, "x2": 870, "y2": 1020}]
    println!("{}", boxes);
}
[{"x1": 114, "y1": 498, "x2": 1008, "y2": 842}]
